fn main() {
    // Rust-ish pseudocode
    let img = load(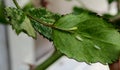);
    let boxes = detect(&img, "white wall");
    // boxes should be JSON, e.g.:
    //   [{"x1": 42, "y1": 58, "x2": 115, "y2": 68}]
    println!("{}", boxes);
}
[
  {"x1": 47, "y1": 0, "x2": 108, "y2": 14},
  {"x1": 8, "y1": 26, "x2": 35, "y2": 70},
  {"x1": 0, "y1": 25, "x2": 9, "y2": 70},
  {"x1": 5, "y1": 0, "x2": 35, "y2": 70}
]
